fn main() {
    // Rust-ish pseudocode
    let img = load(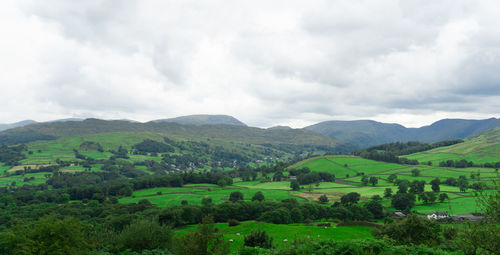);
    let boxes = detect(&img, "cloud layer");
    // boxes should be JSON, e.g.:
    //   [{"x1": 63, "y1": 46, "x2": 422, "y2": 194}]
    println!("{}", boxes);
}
[{"x1": 1, "y1": 0, "x2": 499, "y2": 127}]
